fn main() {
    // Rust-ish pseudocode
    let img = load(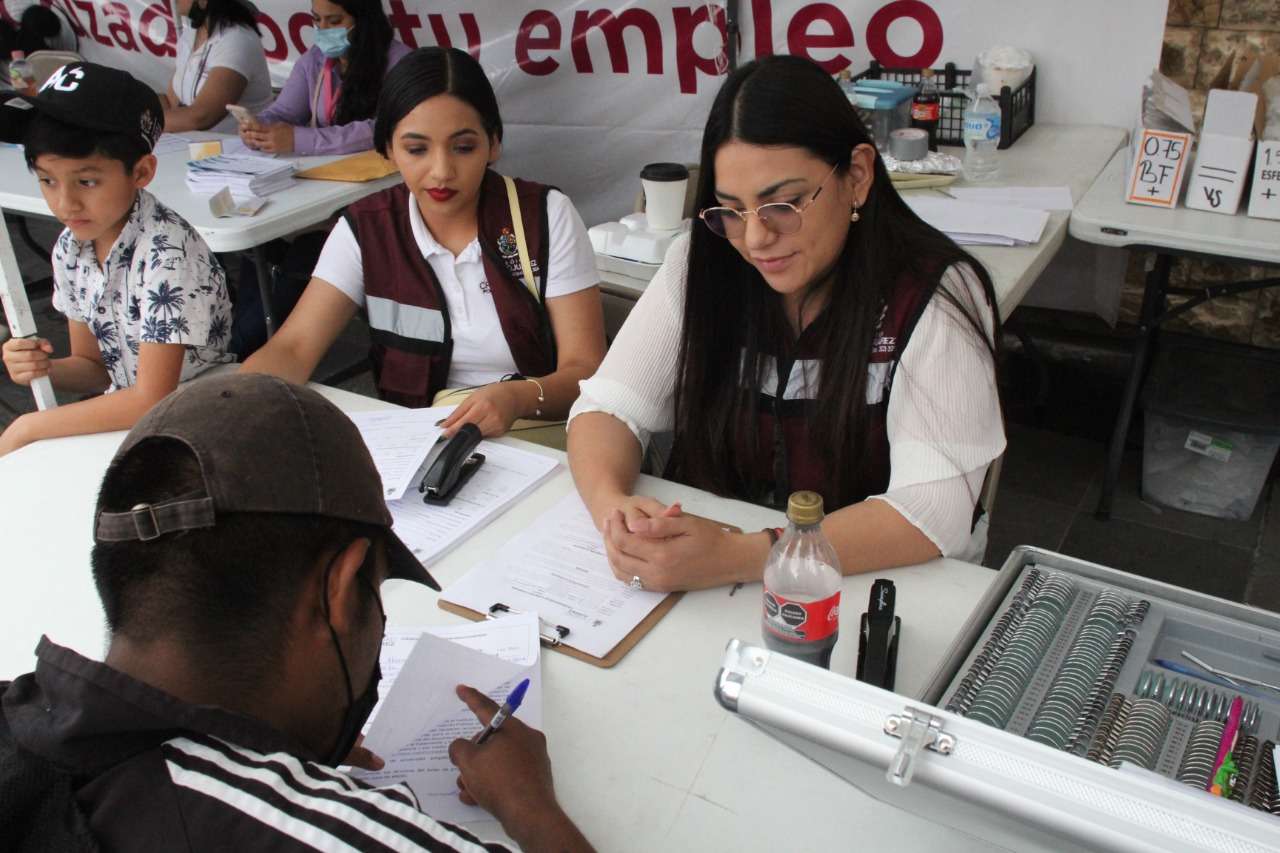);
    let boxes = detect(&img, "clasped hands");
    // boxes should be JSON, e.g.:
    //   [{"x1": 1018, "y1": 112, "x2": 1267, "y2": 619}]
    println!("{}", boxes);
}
[{"x1": 598, "y1": 496, "x2": 752, "y2": 593}]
